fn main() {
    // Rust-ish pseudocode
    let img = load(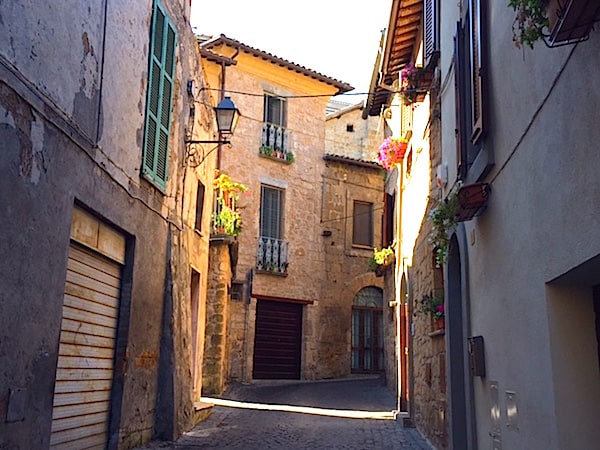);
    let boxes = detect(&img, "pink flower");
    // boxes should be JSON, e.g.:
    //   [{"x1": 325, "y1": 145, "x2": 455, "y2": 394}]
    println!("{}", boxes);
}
[{"x1": 378, "y1": 137, "x2": 408, "y2": 171}]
